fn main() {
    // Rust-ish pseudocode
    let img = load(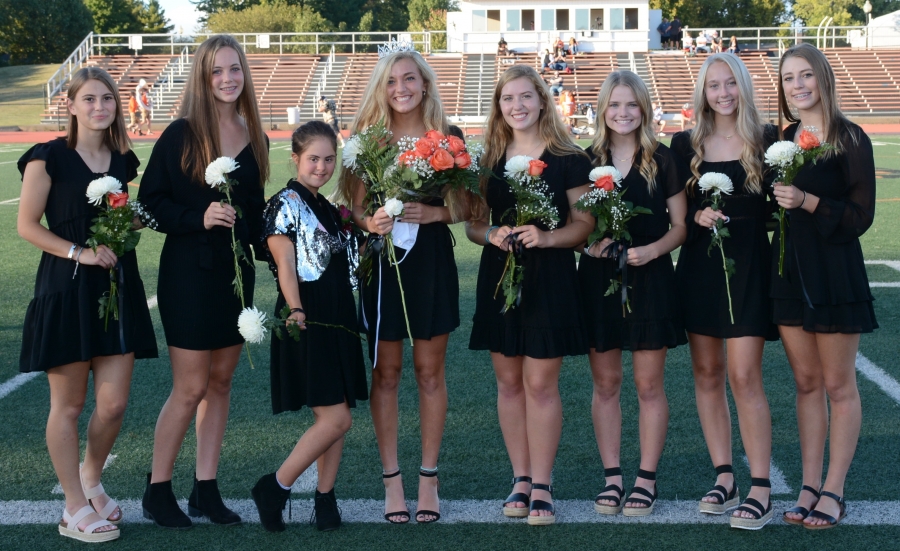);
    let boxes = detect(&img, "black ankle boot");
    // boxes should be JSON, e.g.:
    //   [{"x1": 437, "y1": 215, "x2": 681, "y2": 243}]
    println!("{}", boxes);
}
[
  {"x1": 188, "y1": 477, "x2": 242, "y2": 526},
  {"x1": 251, "y1": 473, "x2": 291, "y2": 533},
  {"x1": 311, "y1": 488, "x2": 342, "y2": 532},
  {"x1": 142, "y1": 473, "x2": 193, "y2": 529}
]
